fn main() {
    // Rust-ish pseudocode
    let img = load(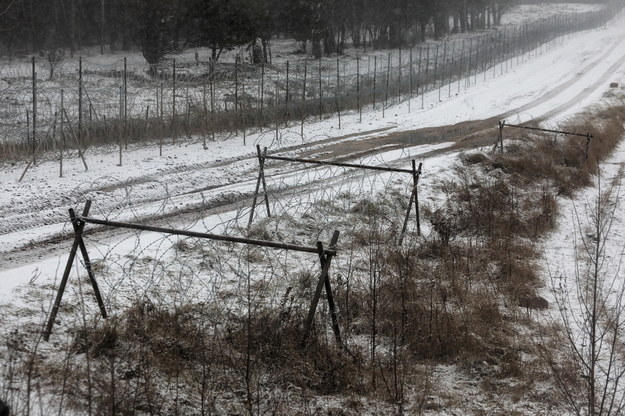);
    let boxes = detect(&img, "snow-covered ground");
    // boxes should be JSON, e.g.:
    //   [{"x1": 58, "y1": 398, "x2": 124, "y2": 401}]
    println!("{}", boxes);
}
[
  {"x1": 1, "y1": 5, "x2": 625, "y2": 303},
  {"x1": 1, "y1": 4, "x2": 625, "y2": 413}
]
